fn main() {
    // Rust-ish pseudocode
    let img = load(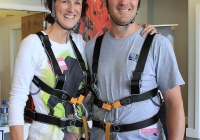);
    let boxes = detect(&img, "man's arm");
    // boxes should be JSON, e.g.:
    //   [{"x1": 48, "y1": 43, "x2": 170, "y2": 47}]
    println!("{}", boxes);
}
[
  {"x1": 9, "y1": 125, "x2": 24, "y2": 140},
  {"x1": 163, "y1": 86, "x2": 185, "y2": 140}
]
